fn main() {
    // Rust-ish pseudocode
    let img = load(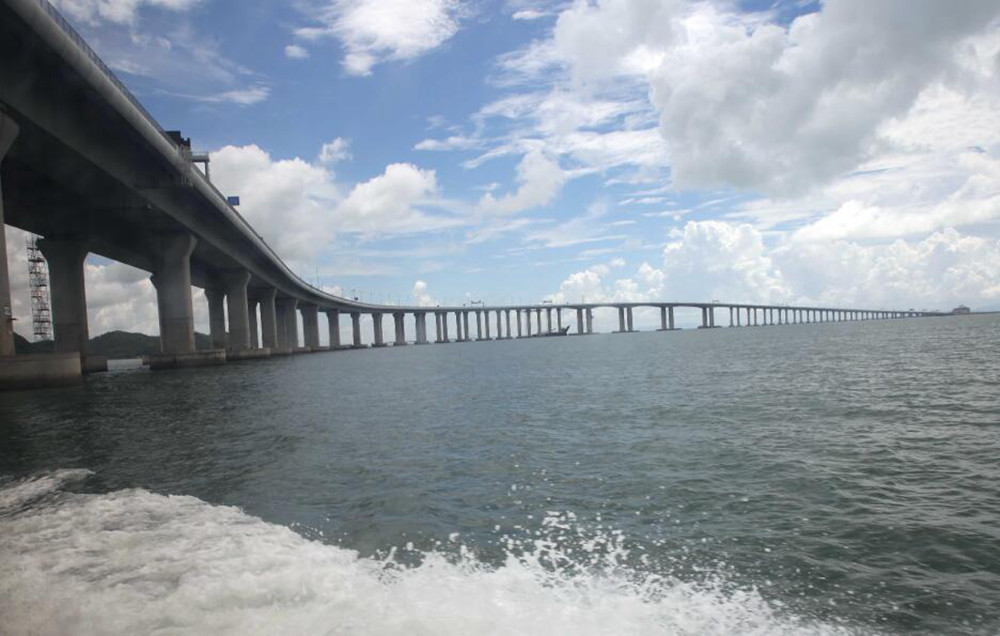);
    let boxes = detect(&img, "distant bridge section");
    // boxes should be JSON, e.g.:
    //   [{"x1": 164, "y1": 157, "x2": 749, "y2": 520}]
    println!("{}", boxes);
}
[{"x1": 0, "y1": 0, "x2": 948, "y2": 388}]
